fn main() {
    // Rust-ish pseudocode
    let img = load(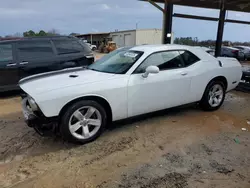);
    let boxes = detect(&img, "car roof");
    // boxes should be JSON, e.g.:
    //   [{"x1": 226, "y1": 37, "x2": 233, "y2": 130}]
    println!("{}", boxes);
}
[
  {"x1": 129, "y1": 44, "x2": 216, "y2": 61},
  {"x1": 0, "y1": 35, "x2": 76, "y2": 44},
  {"x1": 222, "y1": 46, "x2": 239, "y2": 50},
  {"x1": 130, "y1": 44, "x2": 194, "y2": 53},
  {"x1": 235, "y1": 46, "x2": 250, "y2": 49}
]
